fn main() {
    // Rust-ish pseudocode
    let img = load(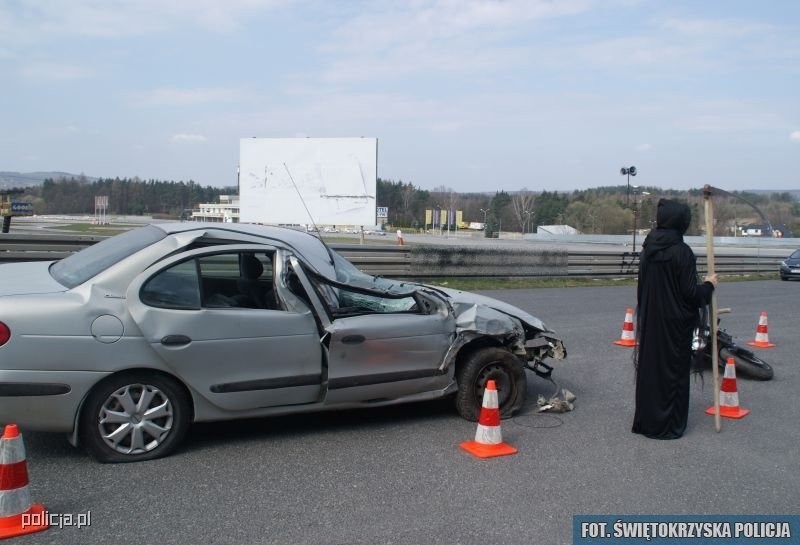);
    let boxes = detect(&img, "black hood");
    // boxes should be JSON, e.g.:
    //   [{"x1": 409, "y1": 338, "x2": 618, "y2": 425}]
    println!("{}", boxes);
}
[
  {"x1": 656, "y1": 199, "x2": 691, "y2": 235},
  {"x1": 642, "y1": 199, "x2": 691, "y2": 260}
]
